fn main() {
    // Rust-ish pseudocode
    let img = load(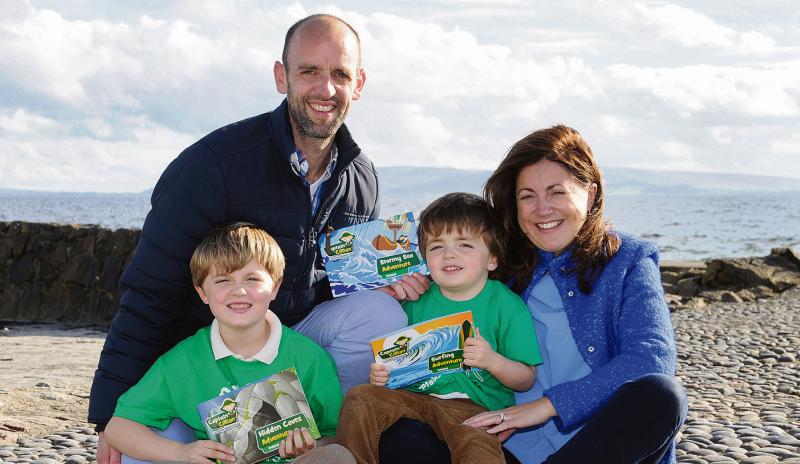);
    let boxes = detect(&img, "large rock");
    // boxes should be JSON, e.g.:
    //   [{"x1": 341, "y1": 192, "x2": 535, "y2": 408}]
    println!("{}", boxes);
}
[
  {"x1": 0, "y1": 221, "x2": 141, "y2": 326},
  {"x1": 702, "y1": 248, "x2": 800, "y2": 291},
  {"x1": 661, "y1": 248, "x2": 799, "y2": 311}
]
